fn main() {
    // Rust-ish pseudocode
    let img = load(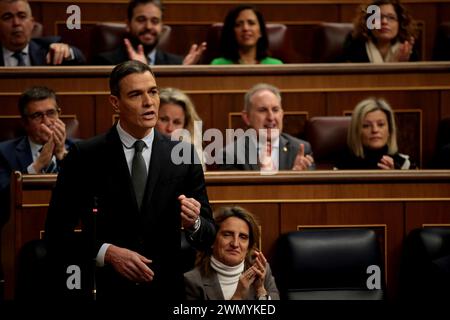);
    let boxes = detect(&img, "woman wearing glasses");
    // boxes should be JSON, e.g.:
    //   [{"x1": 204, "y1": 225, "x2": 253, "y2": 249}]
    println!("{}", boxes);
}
[{"x1": 342, "y1": 0, "x2": 419, "y2": 63}]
